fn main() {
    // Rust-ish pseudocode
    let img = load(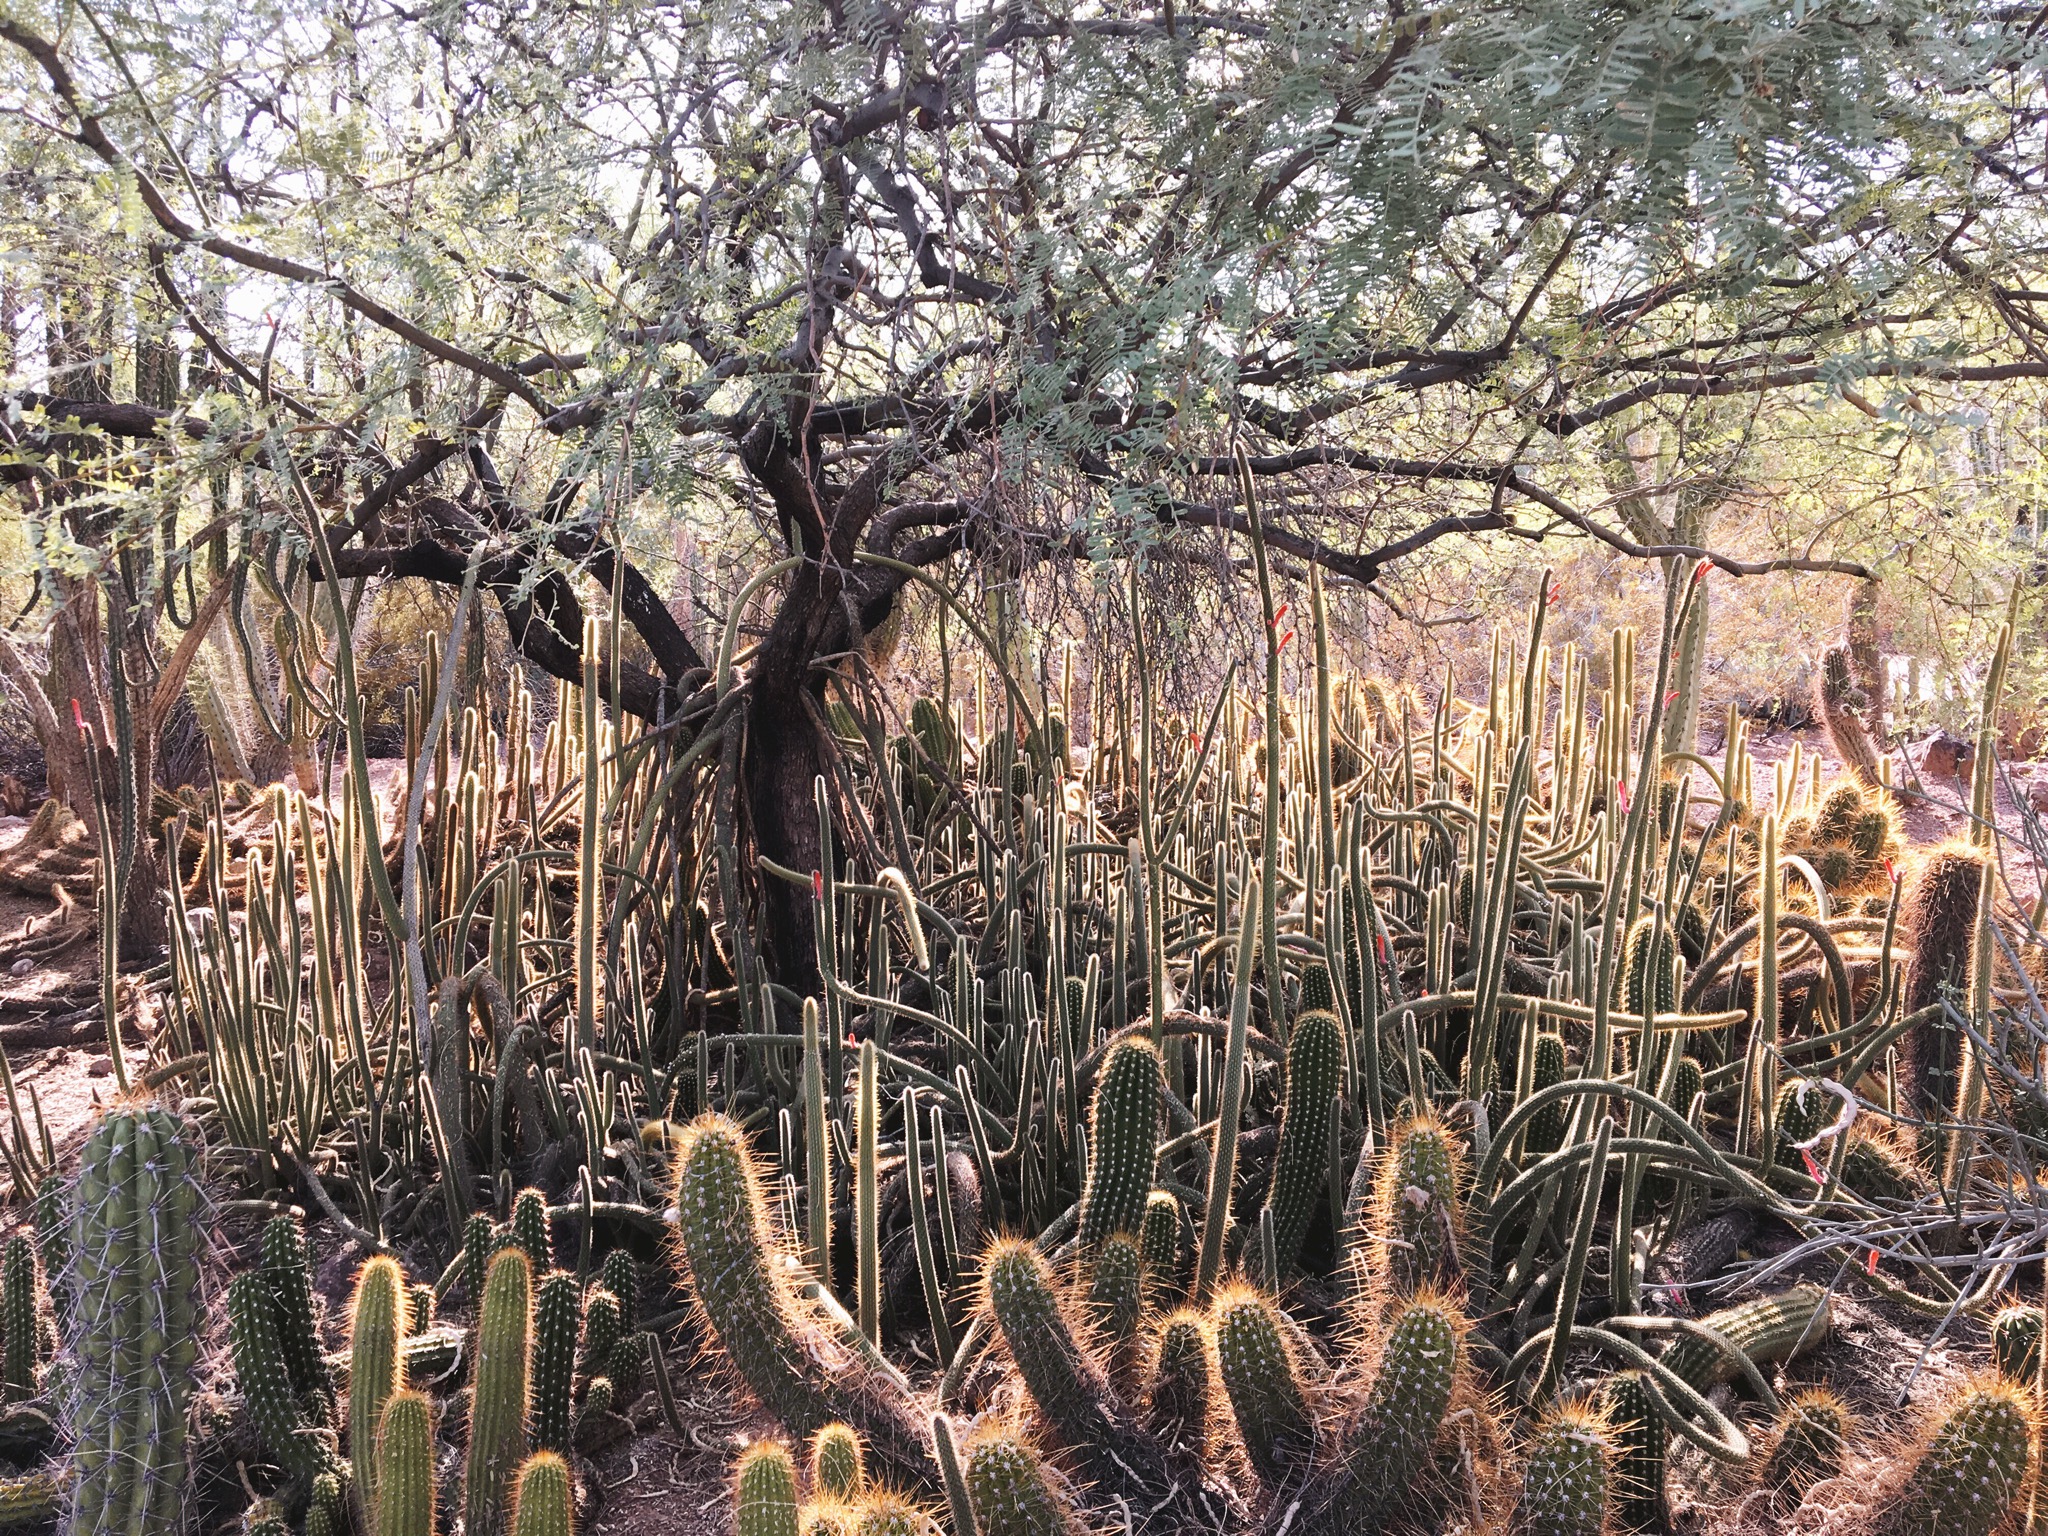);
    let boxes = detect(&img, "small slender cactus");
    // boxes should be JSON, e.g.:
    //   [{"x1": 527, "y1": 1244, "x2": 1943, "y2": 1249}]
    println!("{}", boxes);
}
[
  {"x1": 260, "y1": 1216, "x2": 334, "y2": 1419},
  {"x1": 531, "y1": 1271, "x2": 581, "y2": 1455},
  {"x1": 1517, "y1": 1403, "x2": 1614, "y2": 1536},
  {"x1": 511, "y1": 1190, "x2": 553, "y2": 1275},
  {"x1": 1600, "y1": 1371, "x2": 1663, "y2": 1532},
  {"x1": 1622, "y1": 915, "x2": 1679, "y2": 1021},
  {"x1": 1137, "y1": 1192, "x2": 1186, "y2": 1302},
  {"x1": 374, "y1": 1392, "x2": 435, "y2": 1536},
  {"x1": 849, "y1": 1493, "x2": 933, "y2": 1536},
  {"x1": 510, "y1": 1453, "x2": 575, "y2": 1536},
  {"x1": 1077, "y1": 1038, "x2": 1162, "y2": 1247},
  {"x1": 1144, "y1": 1312, "x2": 1212, "y2": 1455},
  {"x1": 1375, "y1": 1113, "x2": 1464, "y2": 1295},
  {"x1": 580, "y1": 1289, "x2": 621, "y2": 1382},
  {"x1": 465, "y1": 1214, "x2": 497, "y2": 1301},
  {"x1": 348, "y1": 1256, "x2": 408, "y2": 1523},
  {"x1": 1991, "y1": 1304, "x2": 2043, "y2": 1383},
  {"x1": 1, "y1": 1238, "x2": 37, "y2": 1401},
  {"x1": 1525, "y1": 1033, "x2": 1569, "y2": 1157},
  {"x1": 1658, "y1": 1285, "x2": 1829, "y2": 1390},
  {"x1": 1885, "y1": 1377, "x2": 2034, "y2": 1536},
  {"x1": 1211, "y1": 1287, "x2": 1315, "y2": 1488},
  {"x1": 1084, "y1": 1234, "x2": 1144, "y2": 1362},
  {"x1": 1763, "y1": 1388, "x2": 1851, "y2": 1499},
  {"x1": 1261, "y1": 1008, "x2": 1342, "y2": 1276},
  {"x1": 601, "y1": 1250, "x2": 640, "y2": 1335},
  {"x1": 962, "y1": 1425, "x2": 1084, "y2": 1536},
  {"x1": 809, "y1": 1426, "x2": 865, "y2": 1501},
  {"x1": 464, "y1": 1247, "x2": 533, "y2": 1536},
  {"x1": 734, "y1": 1443, "x2": 800, "y2": 1536},
  {"x1": 229, "y1": 1272, "x2": 334, "y2": 1482}
]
